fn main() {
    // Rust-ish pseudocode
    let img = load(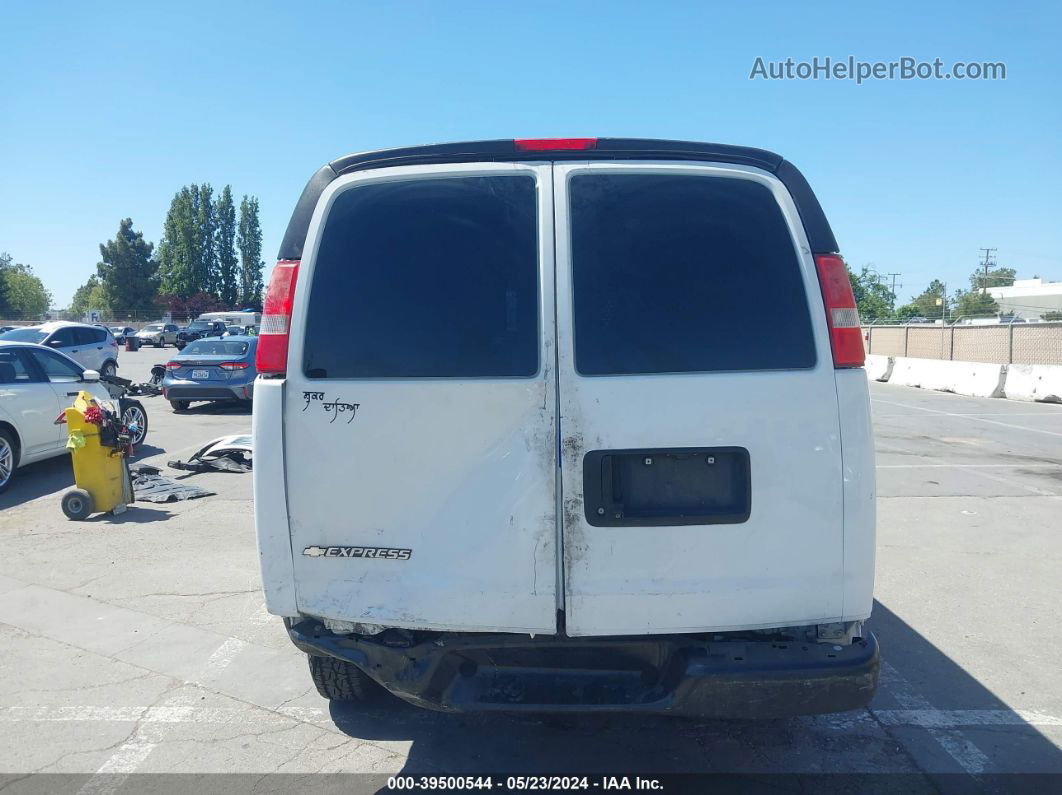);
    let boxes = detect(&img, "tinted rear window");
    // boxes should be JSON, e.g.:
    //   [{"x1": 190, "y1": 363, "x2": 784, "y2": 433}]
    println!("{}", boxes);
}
[
  {"x1": 184, "y1": 340, "x2": 249, "y2": 356},
  {"x1": 76, "y1": 327, "x2": 107, "y2": 344},
  {"x1": 303, "y1": 176, "x2": 539, "y2": 378},
  {"x1": 570, "y1": 174, "x2": 816, "y2": 375}
]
